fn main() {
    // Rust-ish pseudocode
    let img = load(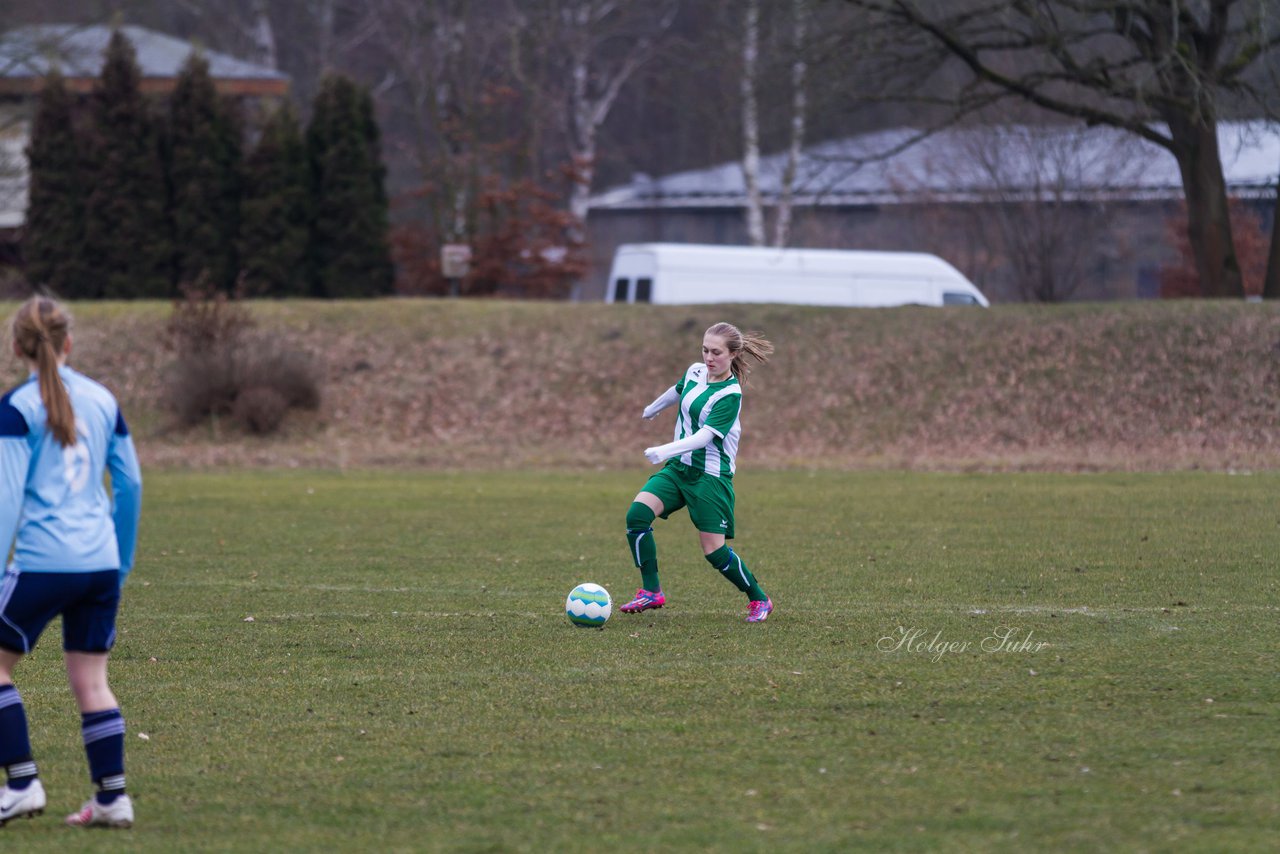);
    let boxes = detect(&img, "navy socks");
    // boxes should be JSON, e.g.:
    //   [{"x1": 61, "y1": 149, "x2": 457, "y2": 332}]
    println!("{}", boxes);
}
[
  {"x1": 81, "y1": 708, "x2": 126, "y2": 805},
  {"x1": 0, "y1": 685, "x2": 36, "y2": 789}
]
